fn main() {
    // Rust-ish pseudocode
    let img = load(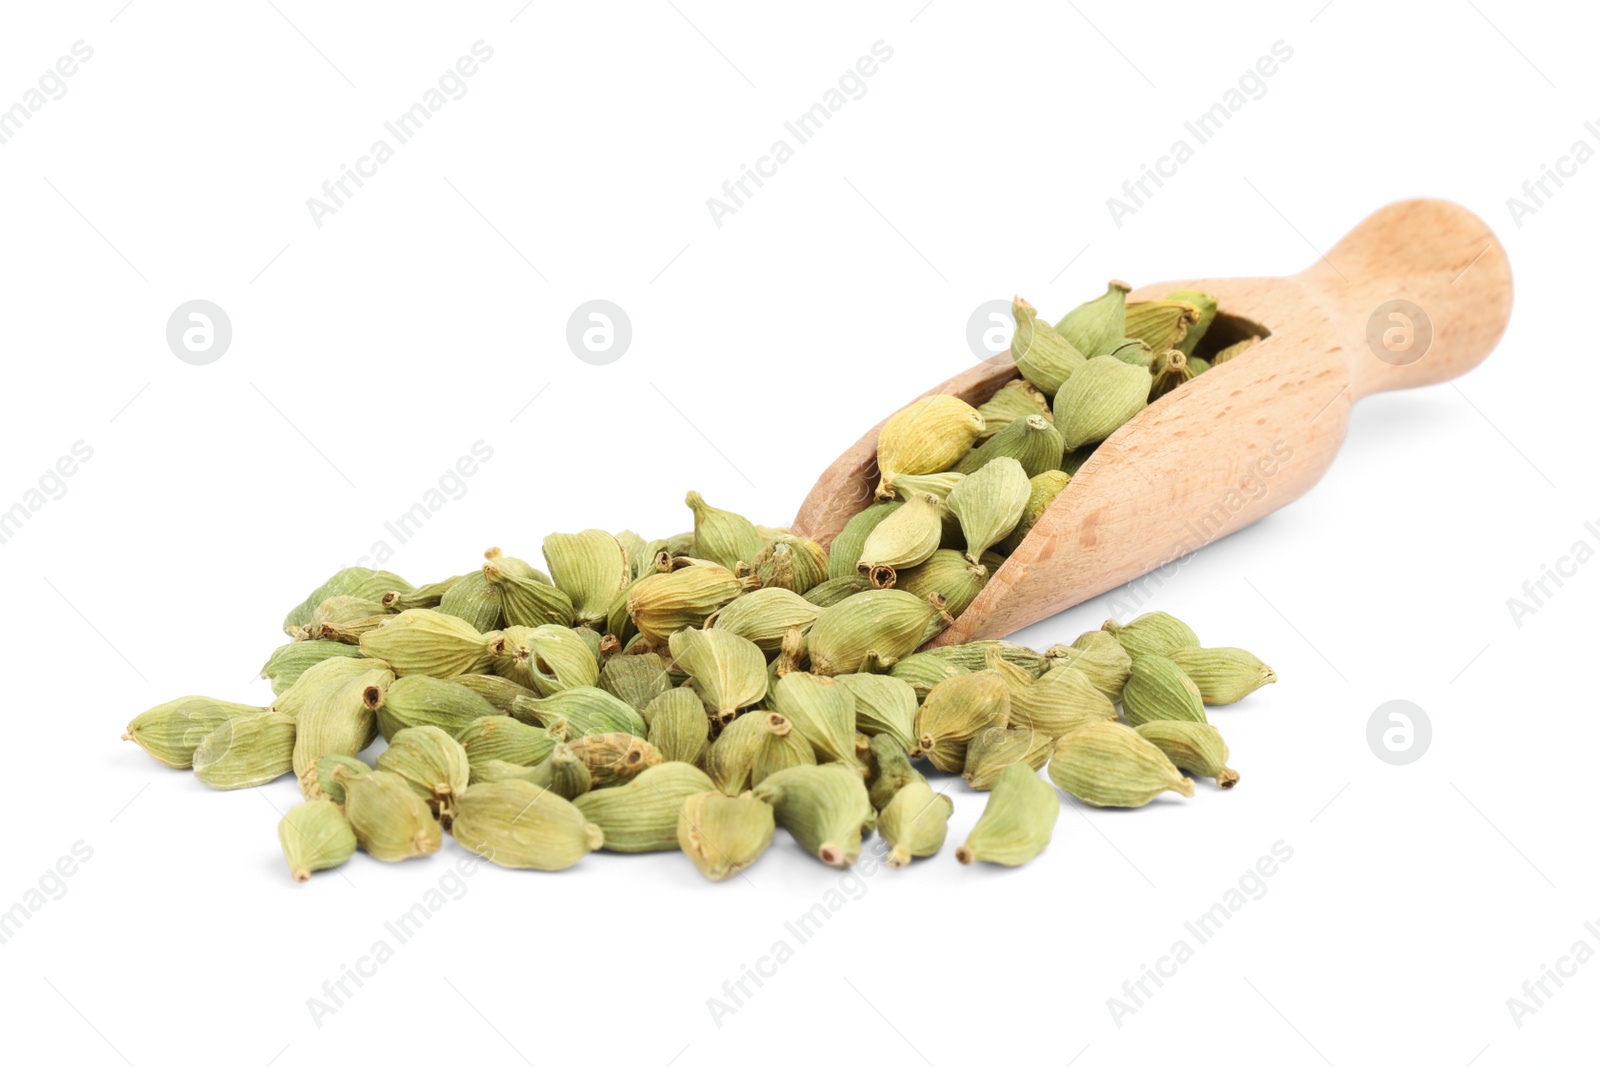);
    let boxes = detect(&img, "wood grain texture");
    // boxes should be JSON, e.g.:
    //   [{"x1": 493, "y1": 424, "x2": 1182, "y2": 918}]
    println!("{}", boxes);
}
[{"x1": 790, "y1": 198, "x2": 1513, "y2": 645}]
